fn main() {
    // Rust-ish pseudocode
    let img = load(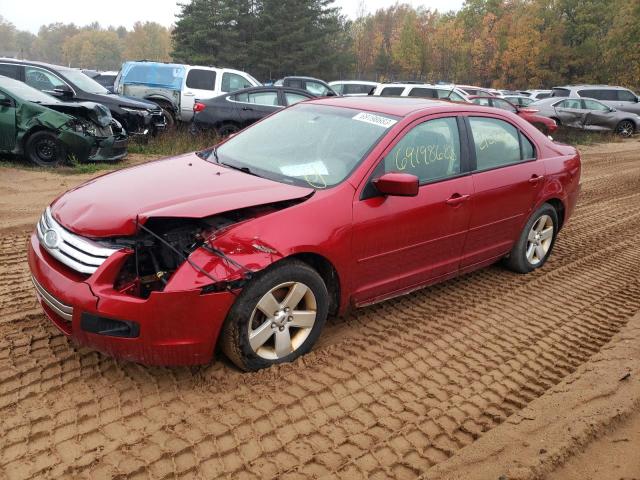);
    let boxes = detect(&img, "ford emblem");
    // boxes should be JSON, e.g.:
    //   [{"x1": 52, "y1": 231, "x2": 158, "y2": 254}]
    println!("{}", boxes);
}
[{"x1": 43, "y1": 229, "x2": 60, "y2": 249}]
